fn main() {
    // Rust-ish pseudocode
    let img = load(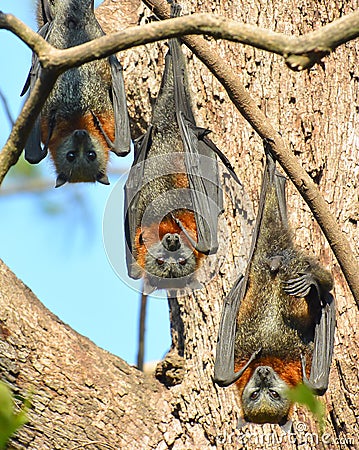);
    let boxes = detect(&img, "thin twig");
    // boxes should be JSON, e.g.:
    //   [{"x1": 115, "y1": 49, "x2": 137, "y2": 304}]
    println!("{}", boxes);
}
[
  {"x1": 137, "y1": 285, "x2": 148, "y2": 372},
  {"x1": 0, "y1": 89, "x2": 15, "y2": 127}
]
